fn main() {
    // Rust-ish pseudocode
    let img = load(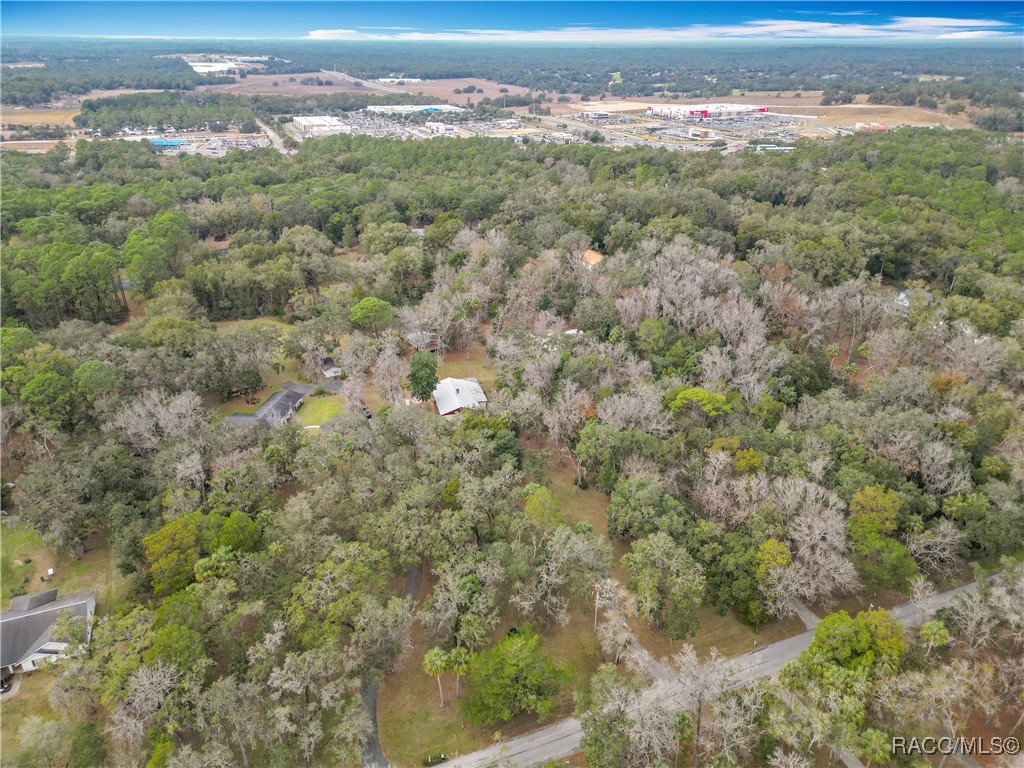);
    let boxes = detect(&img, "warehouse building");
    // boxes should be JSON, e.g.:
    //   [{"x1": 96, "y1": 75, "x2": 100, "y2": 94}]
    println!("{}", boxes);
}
[
  {"x1": 292, "y1": 115, "x2": 352, "y2": 139},
  {"x1": 648, "y1": 103, "x2": 769, "y2": 119}
]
